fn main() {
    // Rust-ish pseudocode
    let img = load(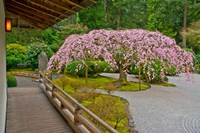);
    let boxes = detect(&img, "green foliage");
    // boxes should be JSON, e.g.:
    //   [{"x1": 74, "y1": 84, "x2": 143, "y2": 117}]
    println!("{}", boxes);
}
[
  {"x1": 87, "y1": 95, "x2": 128, "y2": 131},
  {"x1": 195, "y1": 54, "x2": 200, "y2": 64},
  {"x1": 129, "y1": 62, "x2": 171, "y2": 82},
  {"x1": 65, "y1": 60, "x2": 112, "y2": 77},
  {"x1": 72, "y1": 92, "x2": 128, "y2": 131},
  {"x1": 26, "y1": 42, "x2": 53, "y2": 70},
  {"x1": 79, "y1": 1, "x2": 109, "y2": 30},
  {"x1": 7, "y1": 74, "x2": 17, "y2": 87},
  {"x1": 6, "y1": 28, "x2": 43, "y2": 45},
  {"x1": 128, "y1": 65, "x2": 139, "y2": 75},
  {"x1": 165, "y1": 66, "x2": 176, "y2": 76},
  {"x1": 186, "y1": 20, "x2": 200, "y2": 53},
  {"x1": 58, "y1": 24, "x2": 89, "y2": 39},
  {"x1": 147, "y1": 0, "x2": 184, "y2": 37},
  {"x1": 6, "y1": 57, "x2": 21, "y2": 70},
  {"x1": 6, "y1": 44, "x2": 27, "y2": 70},
  {"x1": 195, "y1": 54, "x2": 200, "y2": 73},
  {"x1": 144, "y1": 61, "x2": 168, "y2": 83}
]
